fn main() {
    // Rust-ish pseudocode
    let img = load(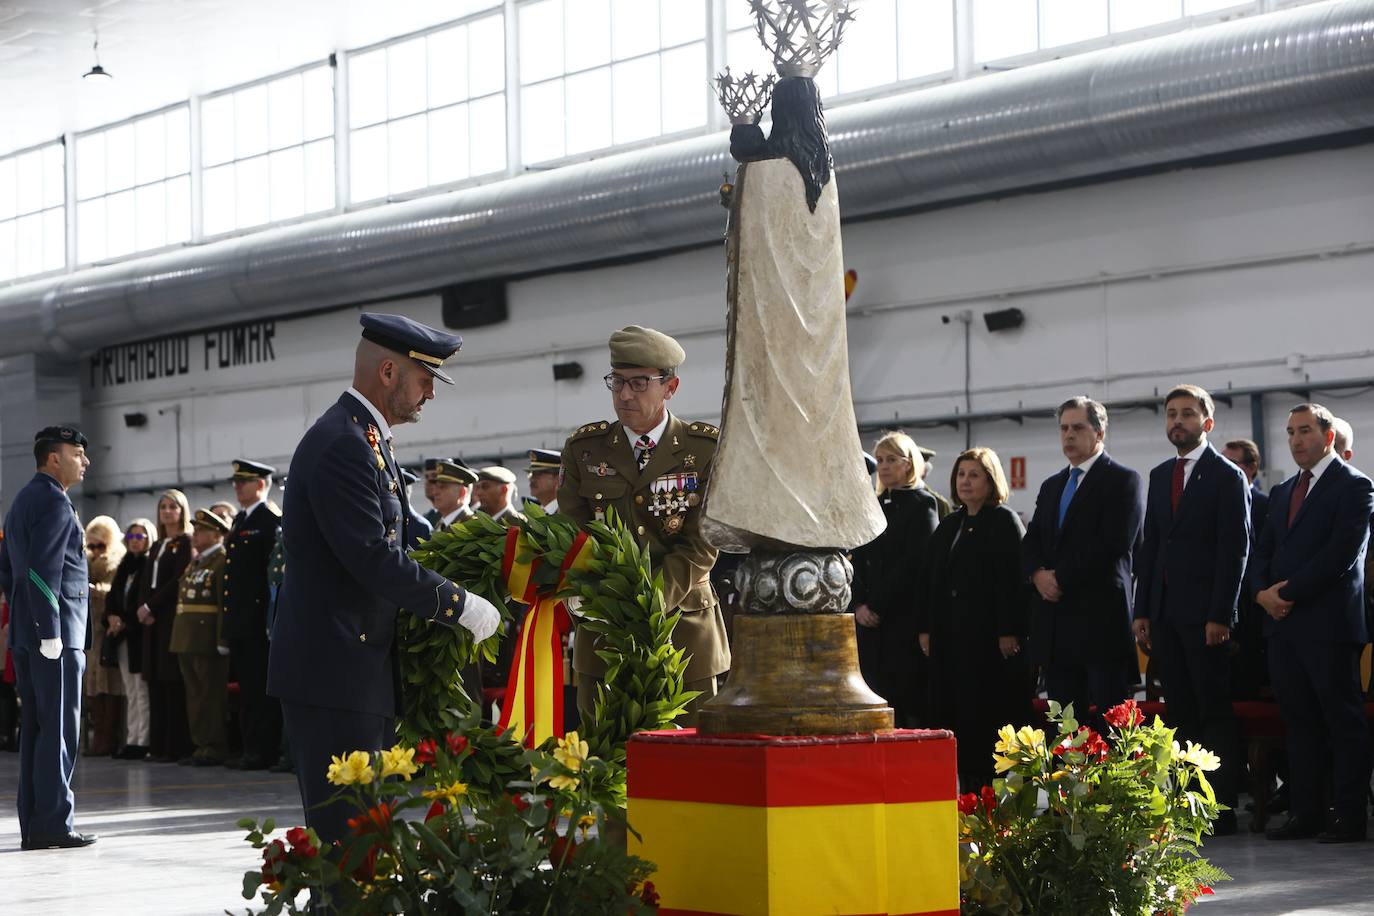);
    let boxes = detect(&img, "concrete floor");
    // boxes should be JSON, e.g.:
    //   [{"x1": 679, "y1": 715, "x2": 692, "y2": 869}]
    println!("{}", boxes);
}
[{"x1": 1, "y1": 751, "x2": 1372, "y2": 915}]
